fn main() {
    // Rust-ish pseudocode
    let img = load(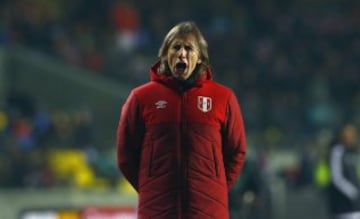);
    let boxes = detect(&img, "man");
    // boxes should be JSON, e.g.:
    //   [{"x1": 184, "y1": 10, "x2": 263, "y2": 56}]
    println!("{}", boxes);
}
[
  {"x1": 328, "y1": 123, "x2": 360, "y2": 219},
  {"x1": 117, "y1": 21, "x2": 246, "y2": 219}
]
